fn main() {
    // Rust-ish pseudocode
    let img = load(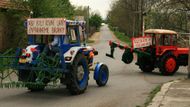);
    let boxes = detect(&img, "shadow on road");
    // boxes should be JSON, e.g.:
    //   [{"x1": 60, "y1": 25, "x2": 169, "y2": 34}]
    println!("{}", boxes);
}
[
  {"x1": 0, "y1": 84, "x2": 110, "y2": 104},
  {"x1": 0, "y1": 88, "x2": 71, "y2": 102},
  {"x1": 138, "y1": 70, "x2": 187, "y2": 77}
]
